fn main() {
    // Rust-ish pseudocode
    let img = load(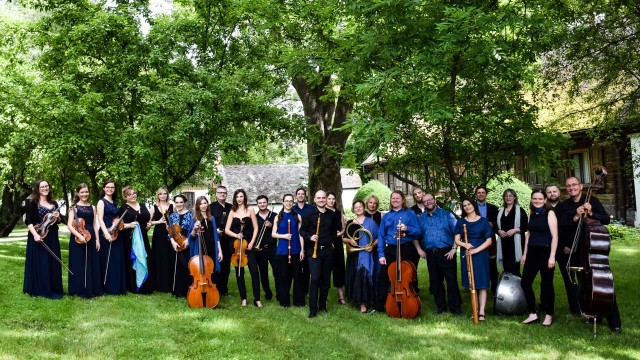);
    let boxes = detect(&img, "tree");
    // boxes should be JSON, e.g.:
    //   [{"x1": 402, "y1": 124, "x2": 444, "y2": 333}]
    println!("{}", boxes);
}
[{"x1": 347, "y1": 0, "x2": 567, "y2": 202}]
